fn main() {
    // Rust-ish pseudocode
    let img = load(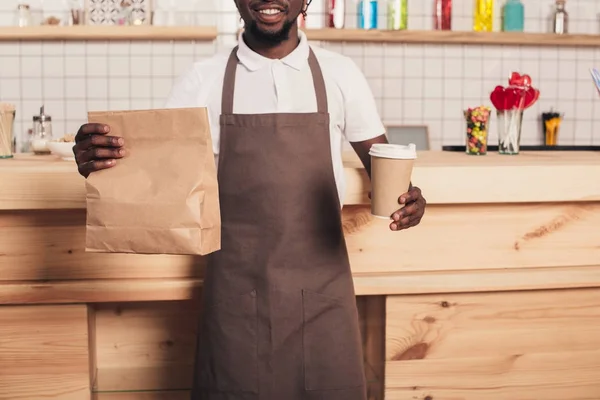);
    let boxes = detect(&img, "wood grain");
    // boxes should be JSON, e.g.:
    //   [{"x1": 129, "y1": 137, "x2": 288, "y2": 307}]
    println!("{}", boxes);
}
[
  {"x1": 305, "y1": 28, "x2": 600, "y2": 47},
  {"x1": 2, "y1": 202, "x2": 600, "y2": 302},
  {"x1": 343, "y1": 203, "x2": 600, "y2": 274},
  {"x1": 385, "y1": 289, "x2": 600, "y2": 399},
  {"x1": 0, "y1": 305, "x2": 90, "y2": 400},
  {"x1": 0, "y1": 210, "x2": 204, "y2": 281},
  {"x1": 0, "y1": 279, "x2": 203, "y2": 304},
  {"x1": 0, "y1": 26, "x2": 217, "y2": 41},
  {"x1": 93, "y1": 301, "x2": 200, "y2": 392},
  {"x1": 93, "y1": 392, "x2": 190, "y2": 400},
  {"x1": 3, "y1": 152, "x2": 600, "y2": 210}
]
